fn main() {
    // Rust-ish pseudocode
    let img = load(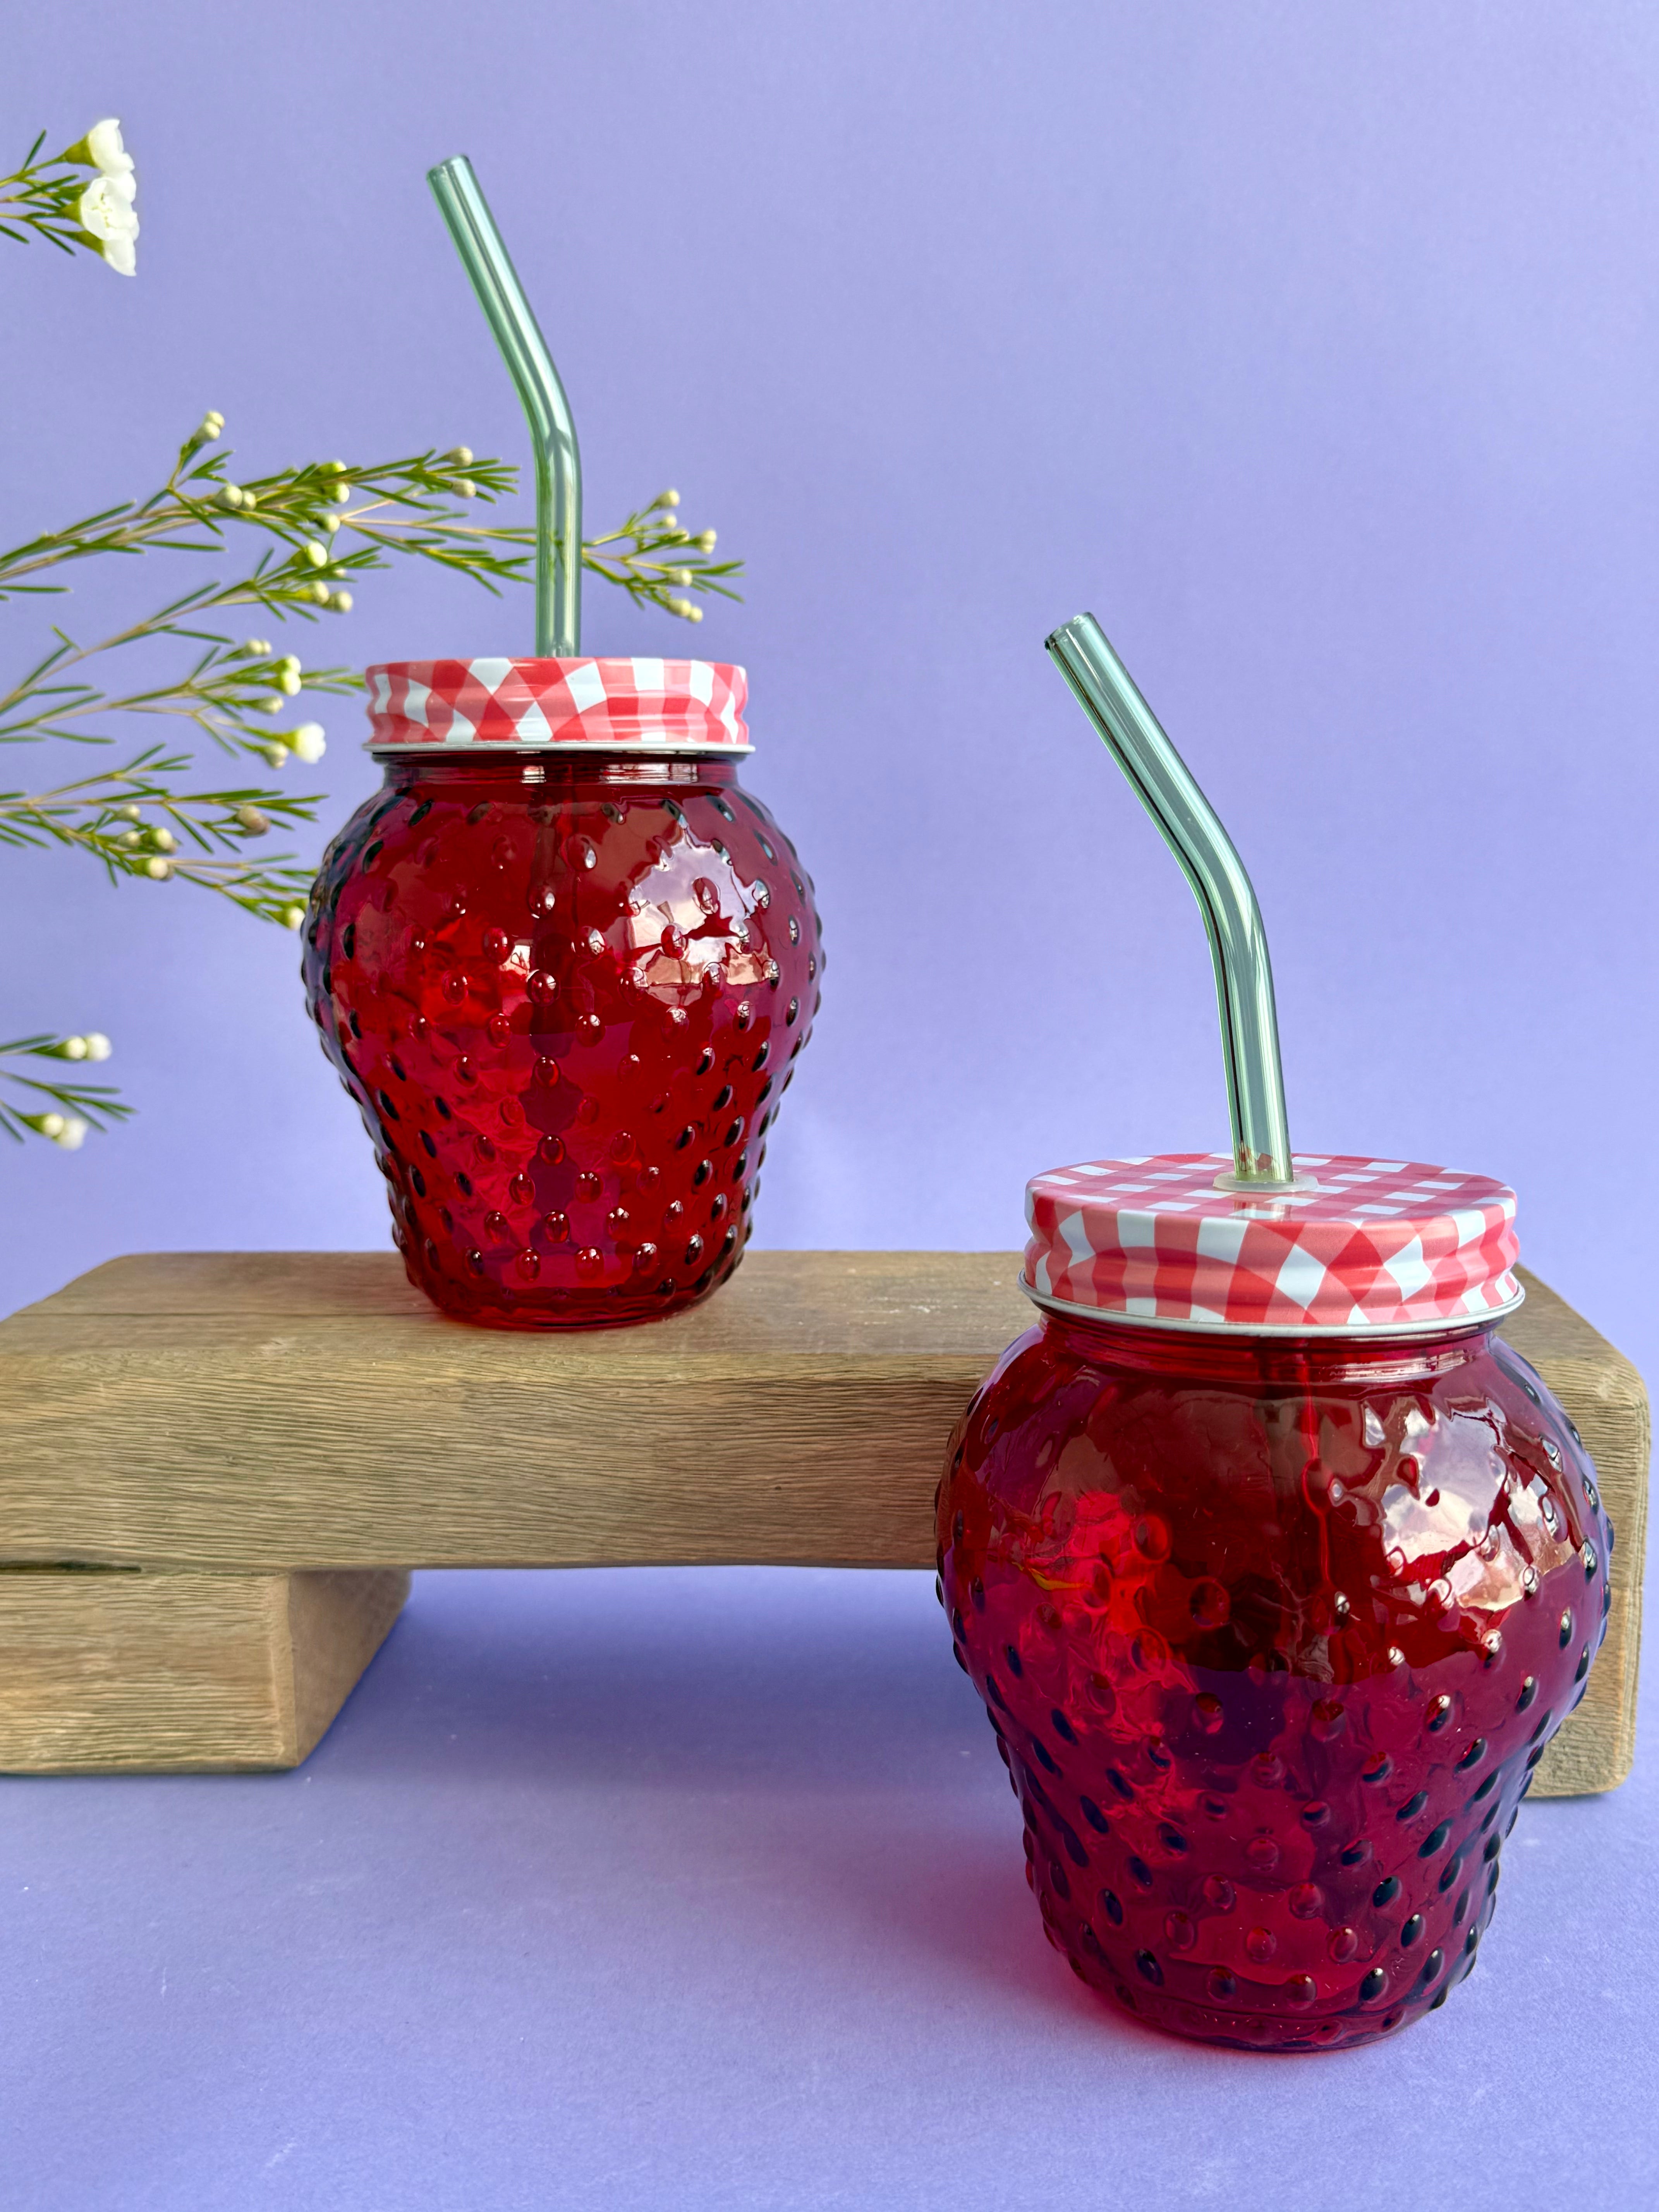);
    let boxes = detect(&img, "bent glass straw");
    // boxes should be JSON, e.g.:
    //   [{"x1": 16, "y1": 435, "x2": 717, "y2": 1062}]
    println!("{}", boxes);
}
[
  {"x1": 1045, "y1": 613, "x2": 1296, "y2": 1189},
  {"x1": 428, "y1": 155, "x2": 582, "y2": 657}
]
